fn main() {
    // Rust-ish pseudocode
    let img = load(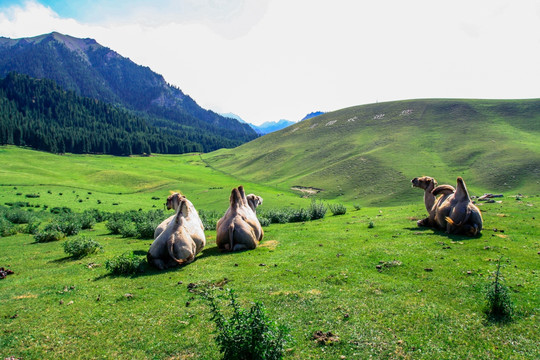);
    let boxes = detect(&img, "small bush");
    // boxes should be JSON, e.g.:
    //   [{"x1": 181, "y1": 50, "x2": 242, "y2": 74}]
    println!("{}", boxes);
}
[
  {"x1": 76, "y1": 212, "x2": 96, "y2": 230},
  {"x1": 257, "y1": 216, "x2": 271, "y2": 227},
  {"x1": 50, "y1": 206, "x2": 71, "y2": 214},
  {"x1": 25, "y1": 193, "x2": 40, "y2": 198},
  {"x1": 34, "y1": 229, "x2": 64, "y2": 243},
  {"x1": 199, "y1": 209, "x2": 221, "y2": 231},
  {"x1": 0, "y1": 217, "x2": 17, "y2": 237},
  {"x1": 329, "y1": 203, "x2": 347, "y2": 216},
  {"x1": 49, "y1": 215, "x2": 82, "y2": 236},
  {"x1": 262, "y1": 209, "x2": 291, "y2": 224},
  {"x1": 105, "y1": 253, "x2": 145, "y2": 275},
  {"x1": 23, "y1": 220, "x2": 41, "y2": 235},
  {"x1": 4, "y1": 208, "x2": 35, "y2": 224},
  {"x1": 135, "y1": 219, "x2": 160, "y2": 239},
  {"x1": 368, "y1": 221, "x2": 375, "y2": 228},
  {"x1": 353, "y1": 204, "x2": 362, "y2": 211},
  {"x1": 309, "y1": 200, "x2": 327, "y2": 220},
  {"x1": 63, "y1": 235, "x2": 103, "y2": 258},
  {"x1": 485, "y1": 260, "x2": 514, "y2": 321},
  {"x1": 289, "y1": 208, "x2": 311, "y2": 223},
  {"x1": 201, "y1": 289, "x2": 290, "y2": 360}
]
